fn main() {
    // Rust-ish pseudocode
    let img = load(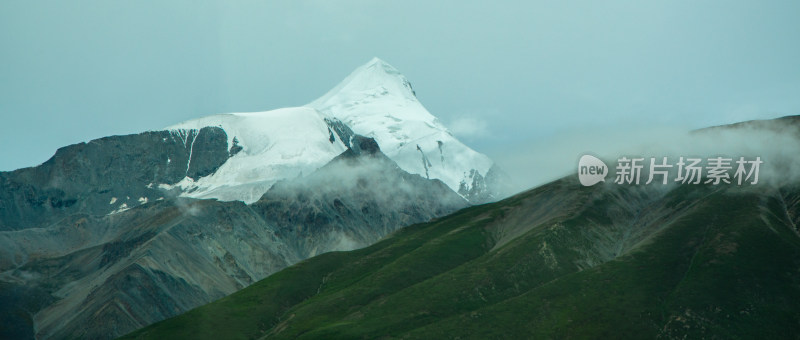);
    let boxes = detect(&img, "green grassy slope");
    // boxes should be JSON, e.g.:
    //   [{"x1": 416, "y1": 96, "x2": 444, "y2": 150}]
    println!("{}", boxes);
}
[{"x1": 123, "y1": 179, "x2": 800, "y2": 339}]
